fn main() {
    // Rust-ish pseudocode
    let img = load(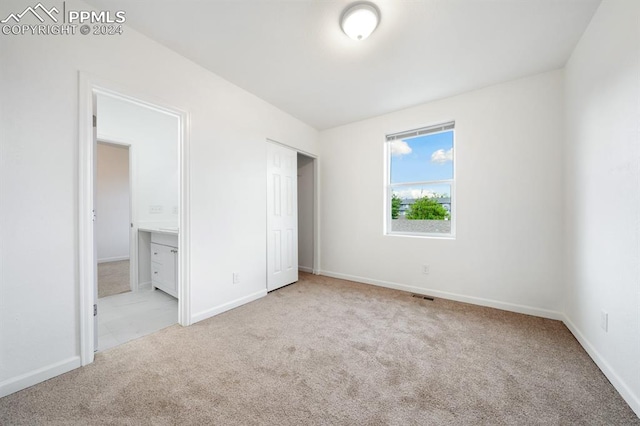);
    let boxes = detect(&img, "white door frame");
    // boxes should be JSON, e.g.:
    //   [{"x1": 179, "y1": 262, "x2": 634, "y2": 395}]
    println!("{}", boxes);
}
[
  {"x1": 79, "y1": 72, "x2": 191, "y2": 366},
  {"x1": 96, "y1": 139, "x2": 138, "y2": 292},
  {"x1": 266, "y1": 139, "x2": 320, "y2": 276}
]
